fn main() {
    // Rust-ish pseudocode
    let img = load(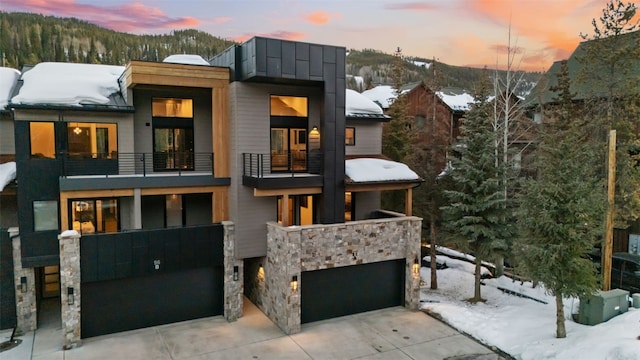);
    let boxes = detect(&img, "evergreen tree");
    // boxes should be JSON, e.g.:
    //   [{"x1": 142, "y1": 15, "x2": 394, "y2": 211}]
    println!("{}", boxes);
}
[
  {"x1": 381, "y1": 47, "x2": 415, "y2": 212},
  {"x1": 441, "y1": 76, "x2": 511, "y2": 302},
  {"x1": 515, "y1": 60, "x2": 604, "y2": 338},
  {"x1": 578, "y1": 0, "x2": 640, "y2": 227}
]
